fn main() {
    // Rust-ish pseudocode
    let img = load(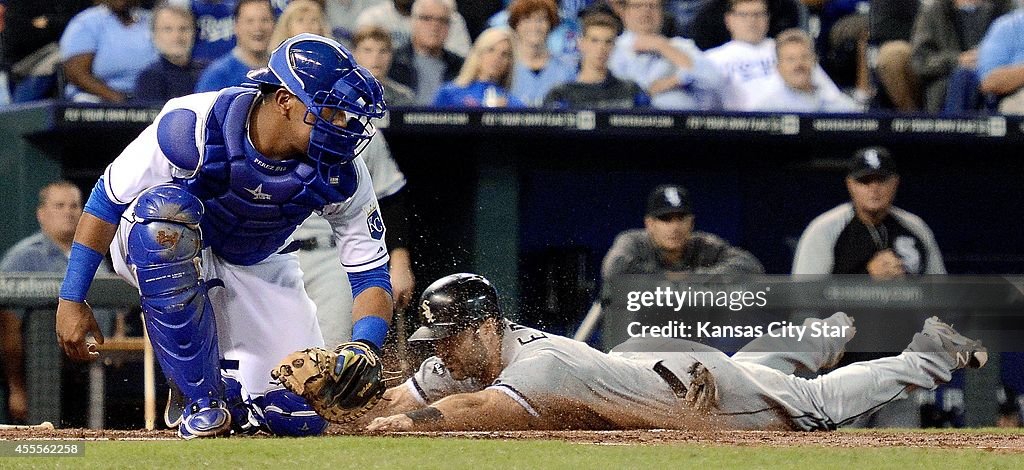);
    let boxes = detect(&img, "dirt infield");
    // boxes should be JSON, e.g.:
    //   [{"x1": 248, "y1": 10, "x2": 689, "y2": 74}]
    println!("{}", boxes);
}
[{"x1": 0, "y1": 428, "x2": 1021, "y2": 450}]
